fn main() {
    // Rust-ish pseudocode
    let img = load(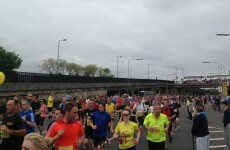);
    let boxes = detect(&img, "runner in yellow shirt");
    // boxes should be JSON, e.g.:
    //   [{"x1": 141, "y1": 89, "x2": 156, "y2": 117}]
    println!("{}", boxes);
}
[
  {"x1": 110, "y1": 109, "x2": 140, "y2": 150},
  {"x1": 144, "y1": 103, "x2": 169, "y2": 150},
  {"x1": 106, "y1": 97, "x2": 115, "y2": 119},
  {"x1": 106, "y1": 97, "x2": 115, "y2": 137},
  {"x1": 47, "y1": 93, "x2": 54, "y2": 119}
]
